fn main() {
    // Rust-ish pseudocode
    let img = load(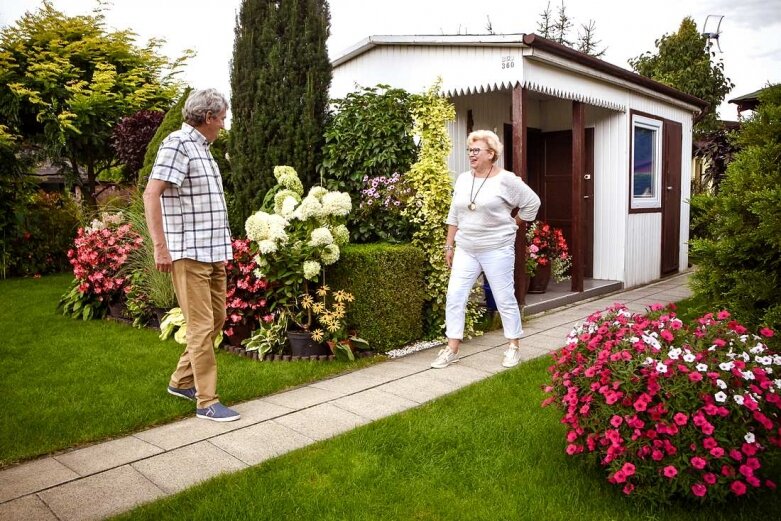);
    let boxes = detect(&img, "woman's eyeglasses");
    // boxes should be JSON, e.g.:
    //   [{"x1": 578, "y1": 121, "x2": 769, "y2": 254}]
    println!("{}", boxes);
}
[{"x1": 466, "y1": 148, "x2": 484, "y2": 155}]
